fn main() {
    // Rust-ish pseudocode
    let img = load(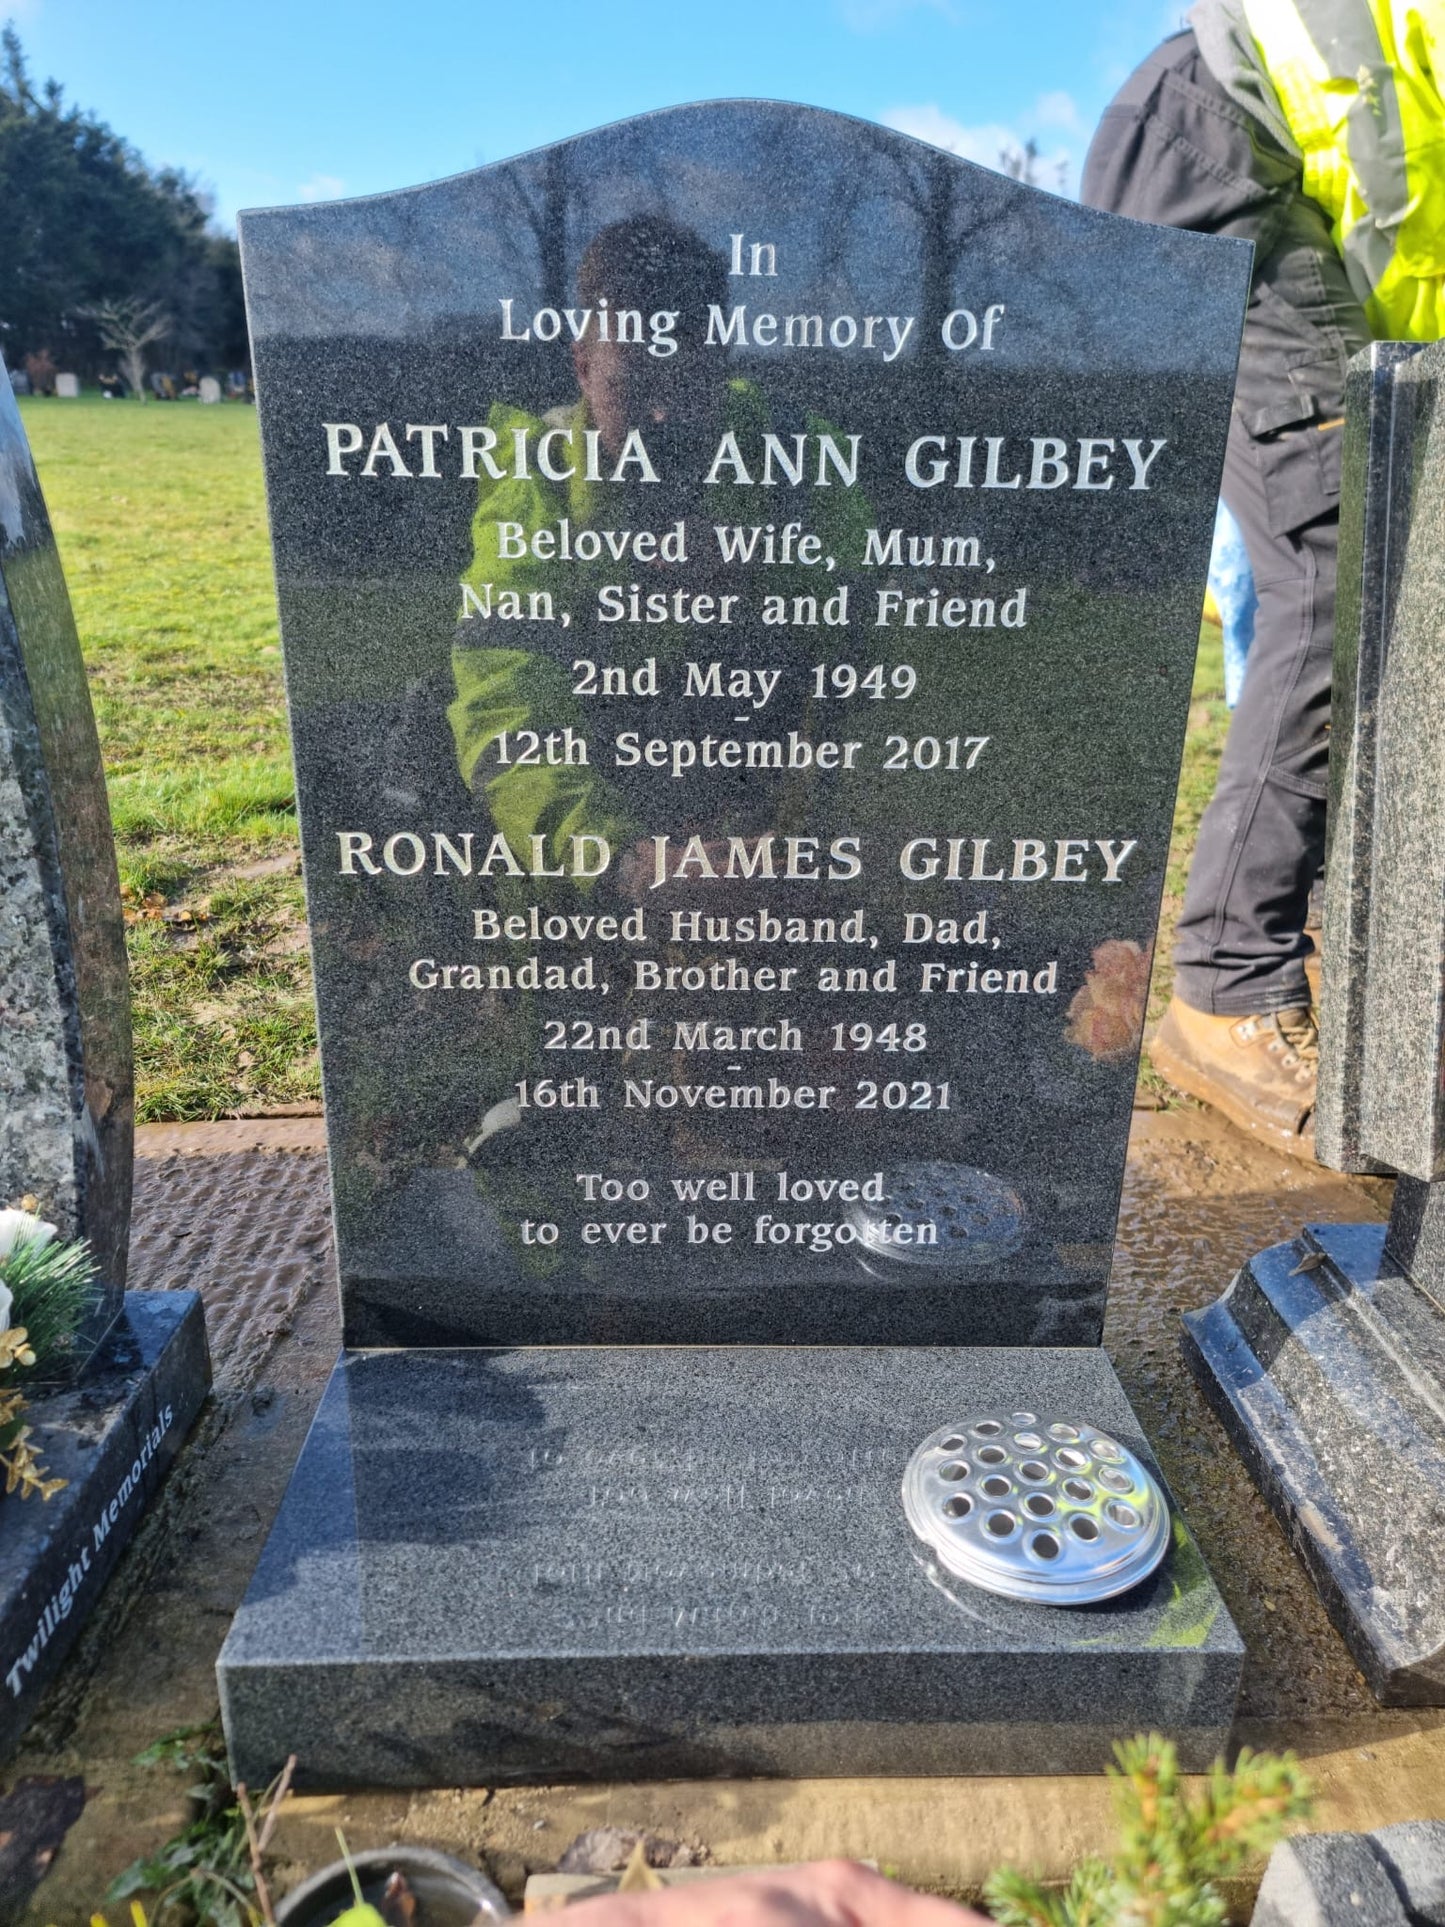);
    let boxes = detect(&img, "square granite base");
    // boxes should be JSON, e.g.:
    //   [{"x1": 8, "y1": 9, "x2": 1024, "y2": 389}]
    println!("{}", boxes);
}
[
  {"x1": 219, "y1": 1346, "x2": 1241, "y2": 1787},
  {"x1": 0, "y1": 1290, "x2": 211, "y2": 1759}
]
